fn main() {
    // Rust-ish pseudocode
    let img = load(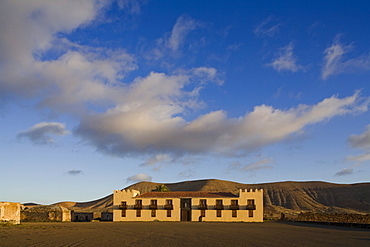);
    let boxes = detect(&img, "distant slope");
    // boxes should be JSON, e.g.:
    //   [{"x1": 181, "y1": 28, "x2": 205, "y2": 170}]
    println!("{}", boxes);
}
[{"x1": 54, "y1": 179, "x2": 370, "y2": 215}]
